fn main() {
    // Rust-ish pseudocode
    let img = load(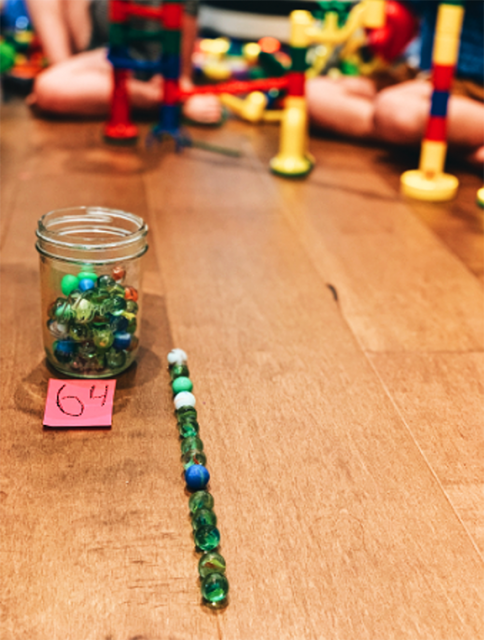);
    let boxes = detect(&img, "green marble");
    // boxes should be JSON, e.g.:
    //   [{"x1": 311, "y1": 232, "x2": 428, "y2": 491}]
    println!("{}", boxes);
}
[
  {"x1": 102, "y1": 295, "x2": 127, "y2": 316},
  {"x1": 126, "y1": 317, "x2": 137, "y2": 334},
  {"x1": 77, "y1": 342, "x2": 98, "y2": 364},
  {"x1": 49, "y1": 298, "x2": 73, "y2": 323},
  {"x1": 198, "y1": 552, "x2": 226, "y2": 578},
  {"x1": 93, "y1": 326, "x2": 114, "y2": 350},
  {"x1": 110, "y1": 283, "x2": 126, "y2": 297},
  {"x1": 106, "y1": 347, "x2": 127, "y2": 369},
  {"x1": 201, "y1": 573, "x2": 229, "y2": 604},
  {"x1": 97, "y1": 274, "x2": 115, "y2": 290},
  {"x1": 69, "y1": 323, "x2": 91, "y2": 342},
  {"x1": 61, "y1": 274, "x2": 79, "y2": 296},
  {"x1": 180, "y1": 436, "x2": 204, "y2": 455},
  {"x1": 170, "y1": 364, "x2": 190, "y2": 381},
  {"x1": 126, "y1": 300, "x2": 139, "y2": 314},
  {"x1": 172, "y1": 376, "x2": 193, "y2": 395},
  {"x1": 77, "y1": 271, "x2": 97, "y2": 282},
  {"x1": 194, "y1": 525, "x2": 220, "y2": 551},
  {"x1": 189, "y1": 491, "x2": 214, "y2": 514},
  {"x1": 182, "y1": 450, "x2": 207, "y2": 470},
  {"x1": 73, "y1": 297, "x2": 96, "y2": 324},
  {"x1": 89, "y1": 288, "x2": 110, "y2": 305},
  {"x1": 179, "y1": 420, "x2": 199, "y2": 438},
  {"x1": 176, "y1": 406, "x2": 196, "y2": 423},
  {"x1": 191, "y1": 508, "x2": 216, "y2": 531}
]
